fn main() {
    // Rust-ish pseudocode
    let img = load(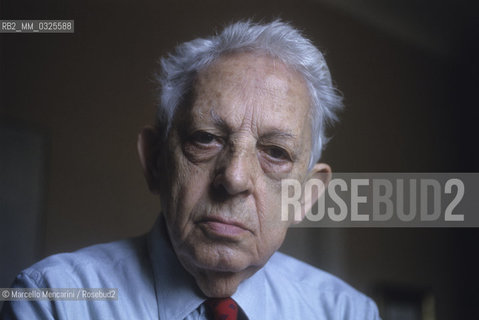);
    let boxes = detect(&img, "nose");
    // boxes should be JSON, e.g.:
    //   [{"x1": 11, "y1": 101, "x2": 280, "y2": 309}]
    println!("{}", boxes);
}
[{"x1": 213, "y1": 148, "x2": 255, "y2": 196}]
